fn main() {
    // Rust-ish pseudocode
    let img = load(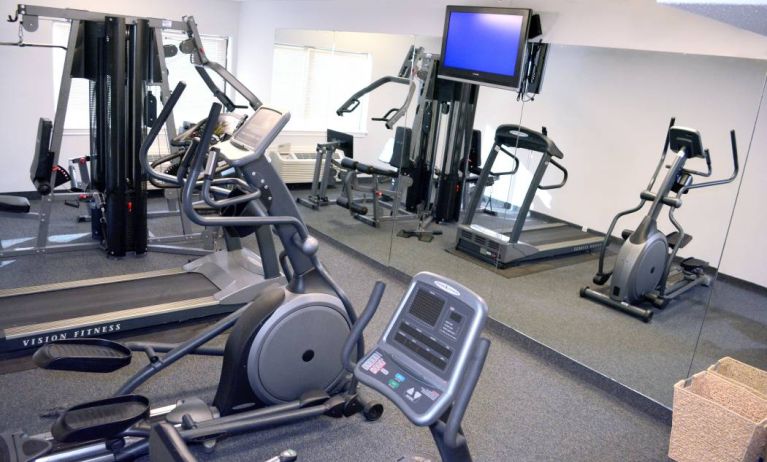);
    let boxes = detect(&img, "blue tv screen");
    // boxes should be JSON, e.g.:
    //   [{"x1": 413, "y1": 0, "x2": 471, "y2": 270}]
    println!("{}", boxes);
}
[{"x1": 439, "y1": 6, "x2": 531, "y2": 89}]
